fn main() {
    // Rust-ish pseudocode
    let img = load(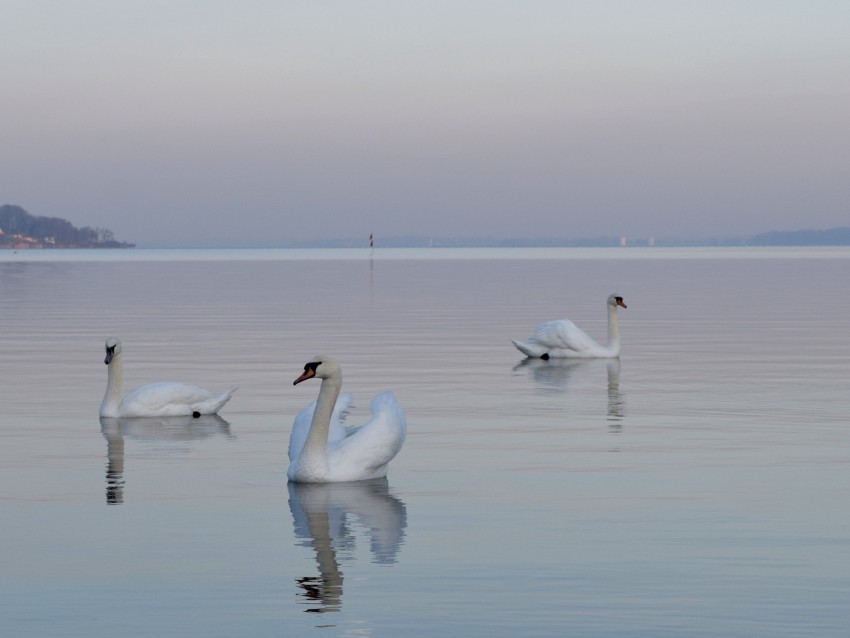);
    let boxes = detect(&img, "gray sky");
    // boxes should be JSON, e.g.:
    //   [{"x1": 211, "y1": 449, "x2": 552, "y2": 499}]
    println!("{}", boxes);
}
[{"x1": 3, "y1": 1, "x2": 849, "y2": 247}]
